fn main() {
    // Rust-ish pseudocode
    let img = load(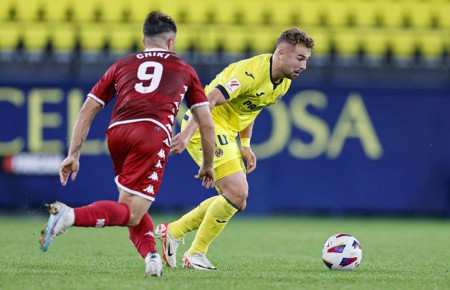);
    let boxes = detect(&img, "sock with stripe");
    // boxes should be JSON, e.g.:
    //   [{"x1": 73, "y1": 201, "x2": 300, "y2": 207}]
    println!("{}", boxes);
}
[
  {"x1": 187, "y1": 195, "x2": 238, "y2": 254},
  {"x1": 169, "y1": 196, "x2": 219, "y2": 240},
  {"x1": 73, "y1": 200, "x2": 130, "y2": 227}
]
